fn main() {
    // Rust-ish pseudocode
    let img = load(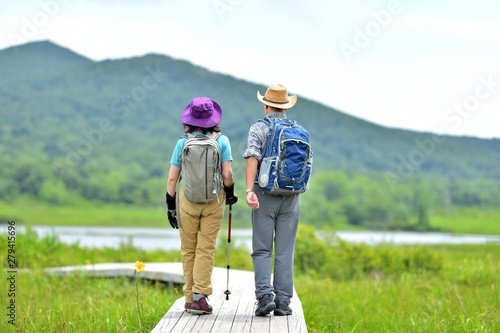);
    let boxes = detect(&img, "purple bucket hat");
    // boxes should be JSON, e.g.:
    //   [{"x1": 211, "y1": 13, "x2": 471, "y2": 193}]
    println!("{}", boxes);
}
[{"x1": 181, "y1": 97, "x2": 222, "y2": 128}]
